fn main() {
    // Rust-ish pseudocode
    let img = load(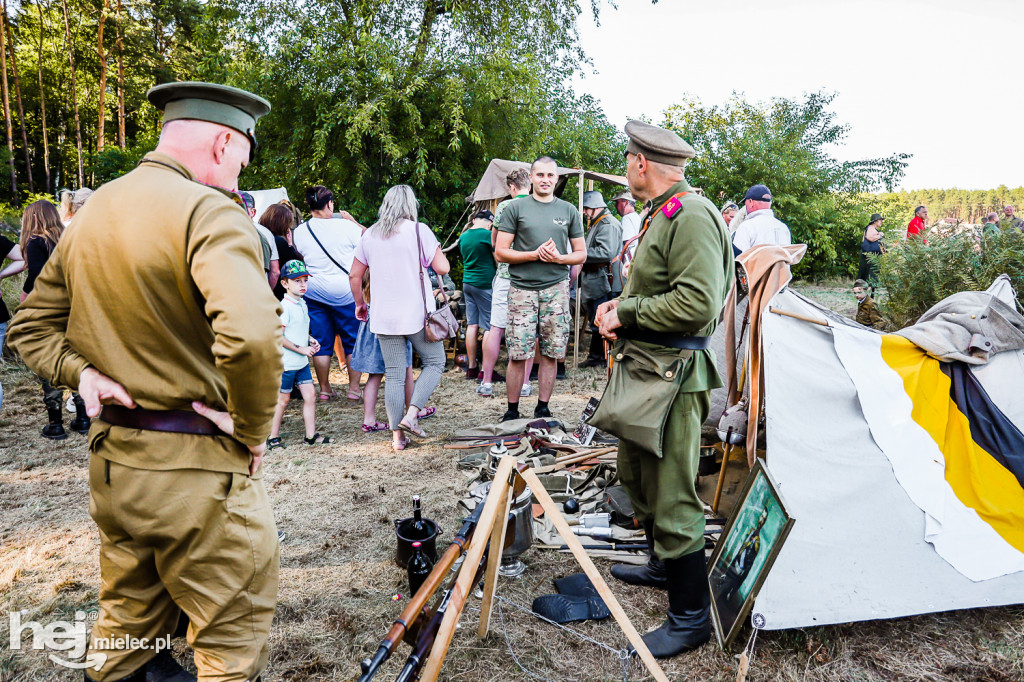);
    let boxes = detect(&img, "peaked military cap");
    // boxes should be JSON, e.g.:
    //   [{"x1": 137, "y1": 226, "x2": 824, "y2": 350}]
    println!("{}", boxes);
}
[
  {"x1": 624, "y1": 120, "x2": 695, "y2": 166},
  {"x1": 147, "y1": 81, "x2": 270, "y2": 138}
]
